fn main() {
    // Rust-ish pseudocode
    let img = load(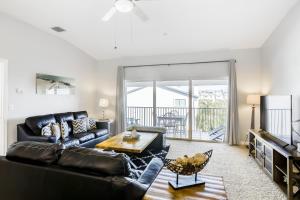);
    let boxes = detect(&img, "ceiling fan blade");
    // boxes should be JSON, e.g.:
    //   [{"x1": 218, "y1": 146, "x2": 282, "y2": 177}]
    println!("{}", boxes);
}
[
  {"x1": 102, "y1": 7, "x2": 117, "y2": 22},
  {"x1": 133, "y1": 5, "x2": 149, "y2": 22}
]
